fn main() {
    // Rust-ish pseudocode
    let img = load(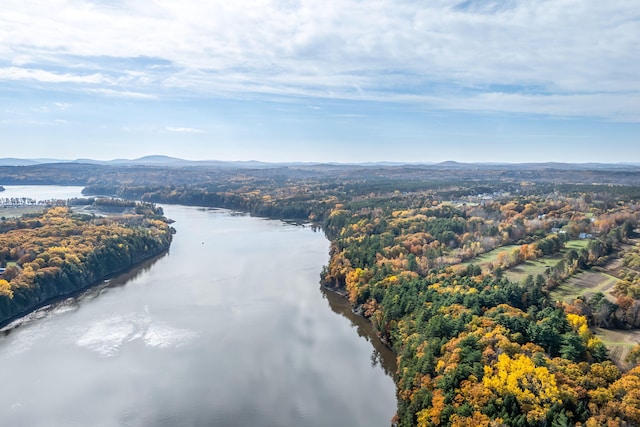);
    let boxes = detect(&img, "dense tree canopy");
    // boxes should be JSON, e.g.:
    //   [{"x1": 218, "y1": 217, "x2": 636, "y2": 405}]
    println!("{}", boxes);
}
[{"x1": 316, "y1": 189, "x2": 640, "y2": 425}]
